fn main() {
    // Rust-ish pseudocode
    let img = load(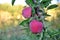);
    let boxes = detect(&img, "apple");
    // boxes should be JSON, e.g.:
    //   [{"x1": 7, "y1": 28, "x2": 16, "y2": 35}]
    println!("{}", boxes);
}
[
  {"x1": 22, "y1": 7, "x2": 32, "y2": 18},
  {"x1": 29, "y1": 20, "x2": 43, "y2": 34}
]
